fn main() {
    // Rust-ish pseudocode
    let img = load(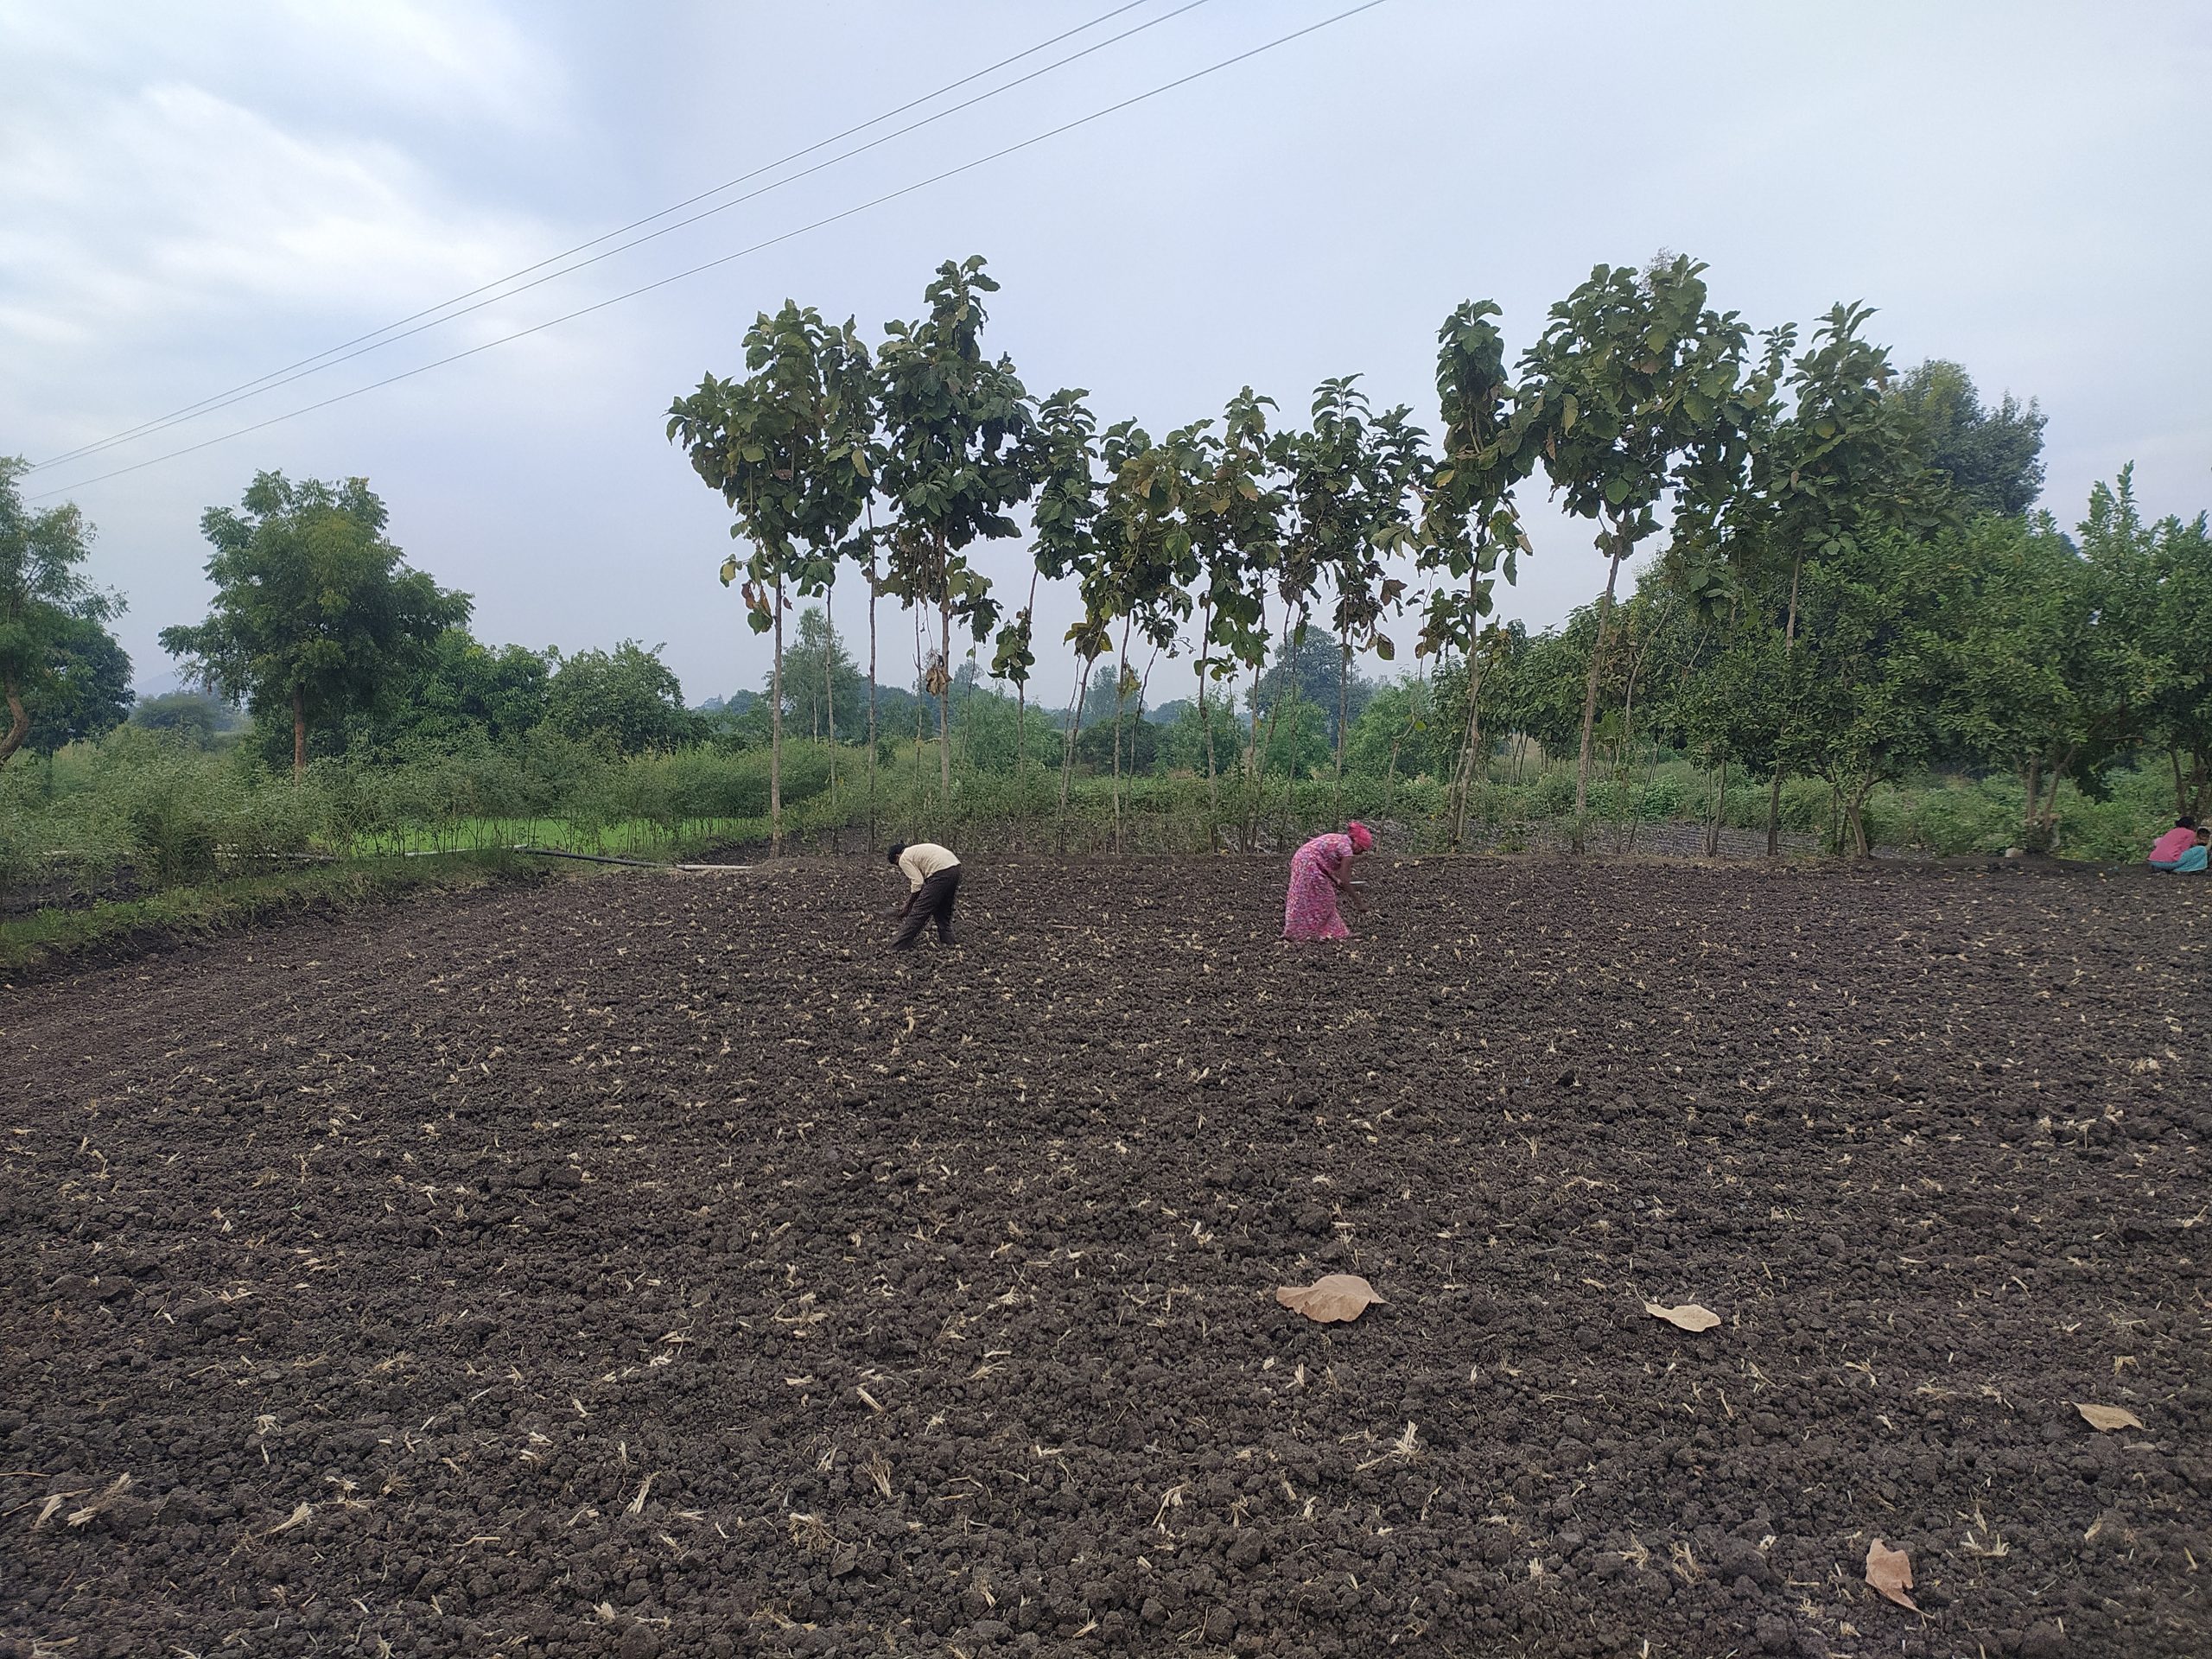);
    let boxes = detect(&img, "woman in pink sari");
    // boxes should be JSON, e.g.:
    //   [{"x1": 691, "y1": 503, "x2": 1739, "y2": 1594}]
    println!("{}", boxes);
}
[{"x1": 1283, "y1": 822, "x2": 1373, "y2": 940}]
